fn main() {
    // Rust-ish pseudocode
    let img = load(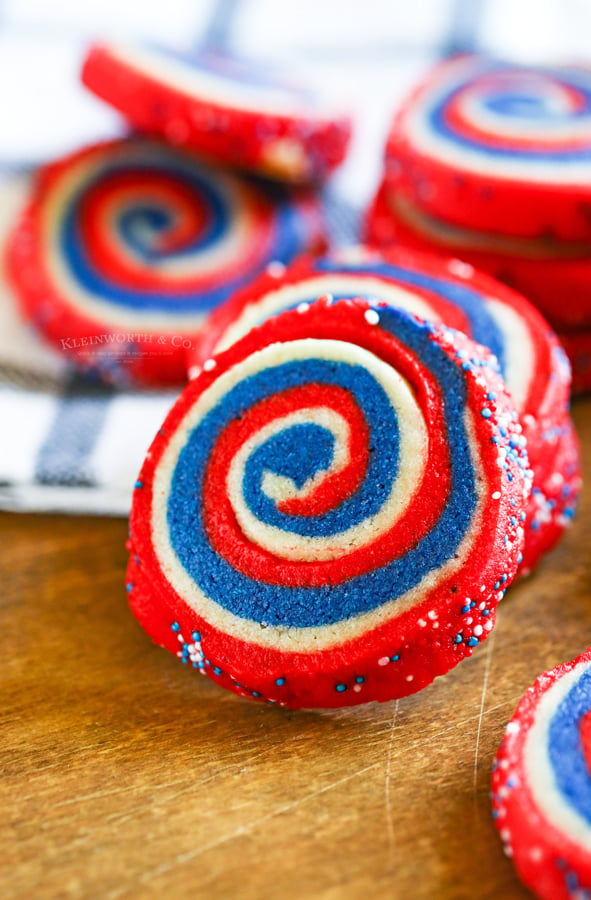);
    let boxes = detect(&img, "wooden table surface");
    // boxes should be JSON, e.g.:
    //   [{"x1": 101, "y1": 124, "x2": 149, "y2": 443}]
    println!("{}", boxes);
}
[{"x1": 2, "y1": 400, "x2": 590, "y2": 900}]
